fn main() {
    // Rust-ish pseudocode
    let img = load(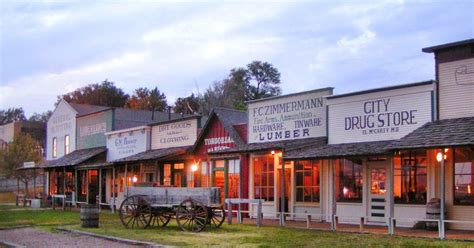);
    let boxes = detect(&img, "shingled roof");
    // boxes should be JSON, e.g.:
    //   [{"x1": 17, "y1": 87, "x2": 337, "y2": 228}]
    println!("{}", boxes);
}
[
  {"x1": 39, "y1": 146, "x2": 107, "y2": 168},
  {"x1": 192, "y1": 108, "x2": 247, "y2": 152},
  {"x1": 69, "y1": 103, "x2": 111, "y2": 116},
  {"x1": 388, "y1": 117, "x2": 474, "y2": 150},
  {"x1": 284, "y1": 140, "x2": 394, "y2": 159},
  {"x1": 114, "y1": 146, "x2": 192, "y2": 163},
  {"x1": 210, "y1": 137, "x2": 327, "y2": 155}
]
